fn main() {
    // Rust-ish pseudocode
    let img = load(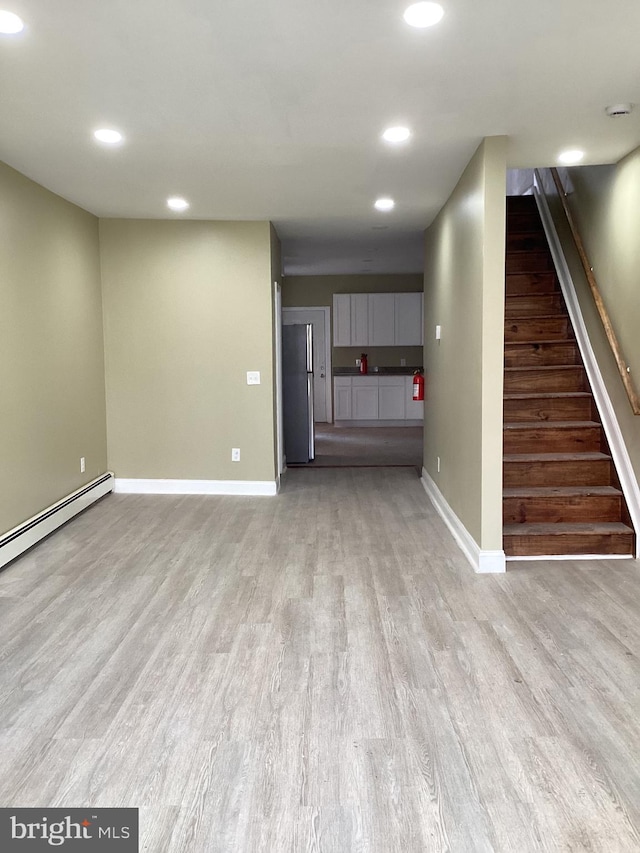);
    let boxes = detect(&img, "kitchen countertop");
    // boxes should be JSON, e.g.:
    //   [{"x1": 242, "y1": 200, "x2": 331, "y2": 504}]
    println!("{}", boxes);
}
[{"x1": 333, "y1": 366, "x2": 423, "y2": 376}]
